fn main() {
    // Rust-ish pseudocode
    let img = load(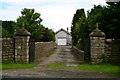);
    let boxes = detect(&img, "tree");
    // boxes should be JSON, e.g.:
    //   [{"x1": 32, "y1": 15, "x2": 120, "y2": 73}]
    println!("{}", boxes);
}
[
  {"x1": 42, "y1": 28, "x2": 55, "y2": 42},
  {"x1": 16, "y1": 8, "x2": 44, "y2": 41},
  {"x1": 87, "y1": 3, "x2": 120, "y2": 39},
  {"x1": 102, "y1": 2, "x2": 120, "y2": 39},
  {"x1": 2, "y1": 21, "x2": 16, "y2": 38},
  {"x1": 16, "y1": 8, "x2": 55, "y2": 41},
  {"x1": 71, "y1": 9, "x2": 85, "y2": 45},
  {"x1": 16, "y1": 8, "x2": 42, "y2": 29},
  {"x1": 2, "y1": 28, "x2": 10, "y2": 38},
  {"x1": 71, "y1": 2, "x2": 120, "y2": 50},
  {"x1": 71, "y1": 9, "x2": 89, "y2": 50}
]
